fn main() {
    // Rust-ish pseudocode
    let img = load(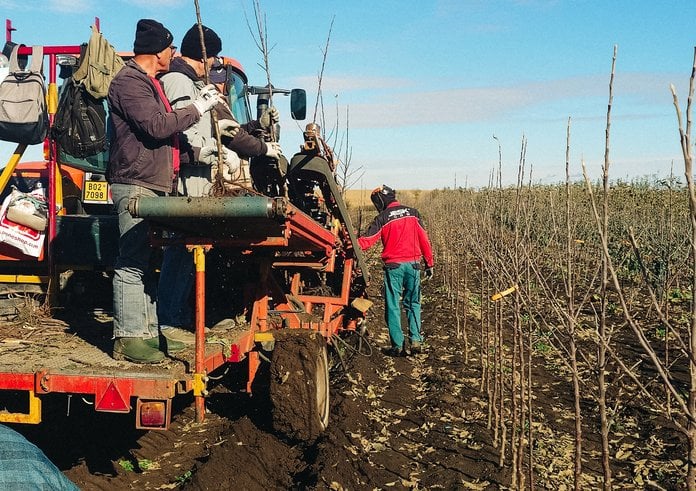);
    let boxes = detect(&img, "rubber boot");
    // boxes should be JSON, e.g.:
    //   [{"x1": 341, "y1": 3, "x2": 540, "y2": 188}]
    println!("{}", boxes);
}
[
  {"x1": 113, "y1": 337, "x2": 165, "y2": 363},
  {"x1": 144, "y1": 334, "x2": 186, "y2": 353}
]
